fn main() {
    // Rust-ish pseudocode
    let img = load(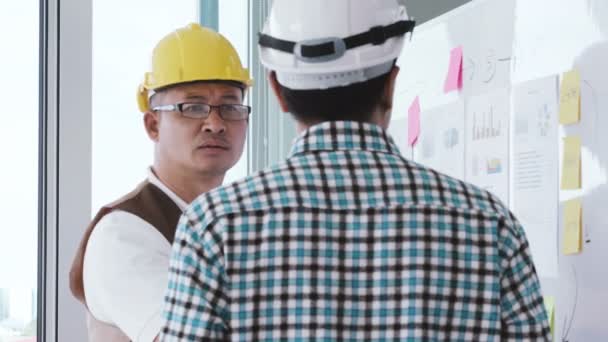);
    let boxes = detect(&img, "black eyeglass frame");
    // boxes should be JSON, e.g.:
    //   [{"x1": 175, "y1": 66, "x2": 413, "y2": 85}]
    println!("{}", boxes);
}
[{"x1": 151, "y1": 102, "x2": 251, "y2": 121}]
